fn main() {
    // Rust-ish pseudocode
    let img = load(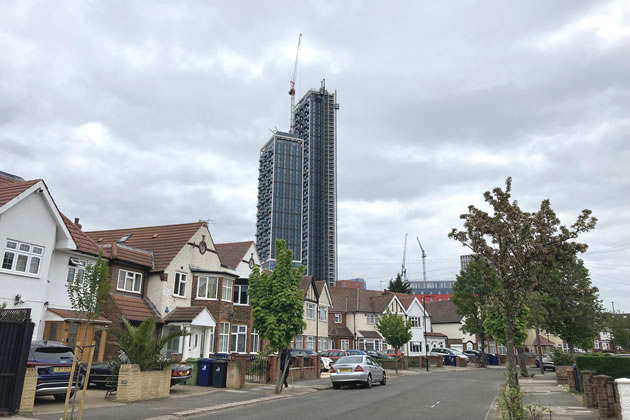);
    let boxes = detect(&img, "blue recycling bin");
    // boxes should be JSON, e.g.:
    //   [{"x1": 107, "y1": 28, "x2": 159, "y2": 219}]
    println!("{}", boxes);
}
[
  {"x1": 492, "y1": 355, "x2": 499, "y2": 365},
  {"x1": 486, "y1": 354, "x2": 492, "y2": 365},
  {"x1": 450, "y1": 355, "x2": 457, "y2": 366},
  {"x1": 443, "y1": 355, "x2": 449, "y2": 365},
  {"x1": 214, "y1": 353, "x2": 229, "y2": 360},
  {"x1": 197, "y1": 358, "x2": 214, "y2": 386}
]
